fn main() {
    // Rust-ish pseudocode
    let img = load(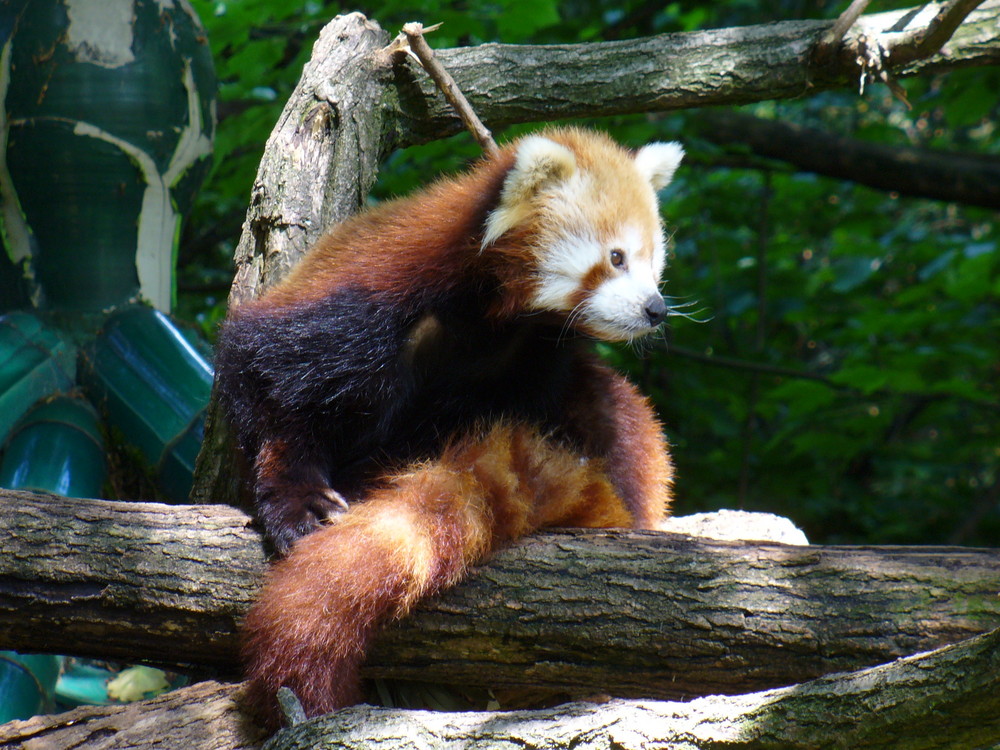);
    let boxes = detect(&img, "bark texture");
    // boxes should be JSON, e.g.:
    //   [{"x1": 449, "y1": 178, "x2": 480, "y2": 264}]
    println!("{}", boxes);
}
[
  {"x1": 0, "y1": 490, "x2": 264, "y2": 670},
  {"x1": 264, "y1": 628, "x2": 1000, "y2": 750},
  {"x1": 4, "y1": 629, "x2": 999, "y2": 750},
  {"x1": 3, "y1": 489, "x2": 1000, "y2": 701},
  {"x1": 369, "y1": 530, "x2": 1000, "y2": 699},
  {"x1": 390, "y1": 0, "x2": 1000, "y2": 143},
  {"x1": 0, "y1": 681, "x2": 263, "y2": 750}
]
